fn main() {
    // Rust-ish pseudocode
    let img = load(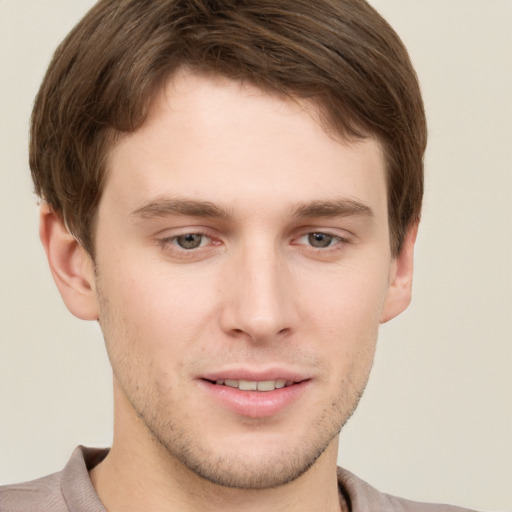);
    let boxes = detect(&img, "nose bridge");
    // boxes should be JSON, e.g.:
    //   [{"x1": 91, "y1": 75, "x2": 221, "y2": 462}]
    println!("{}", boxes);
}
[{"x1": 221, "y1": 237, "x2": 295, "y2": 341}]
